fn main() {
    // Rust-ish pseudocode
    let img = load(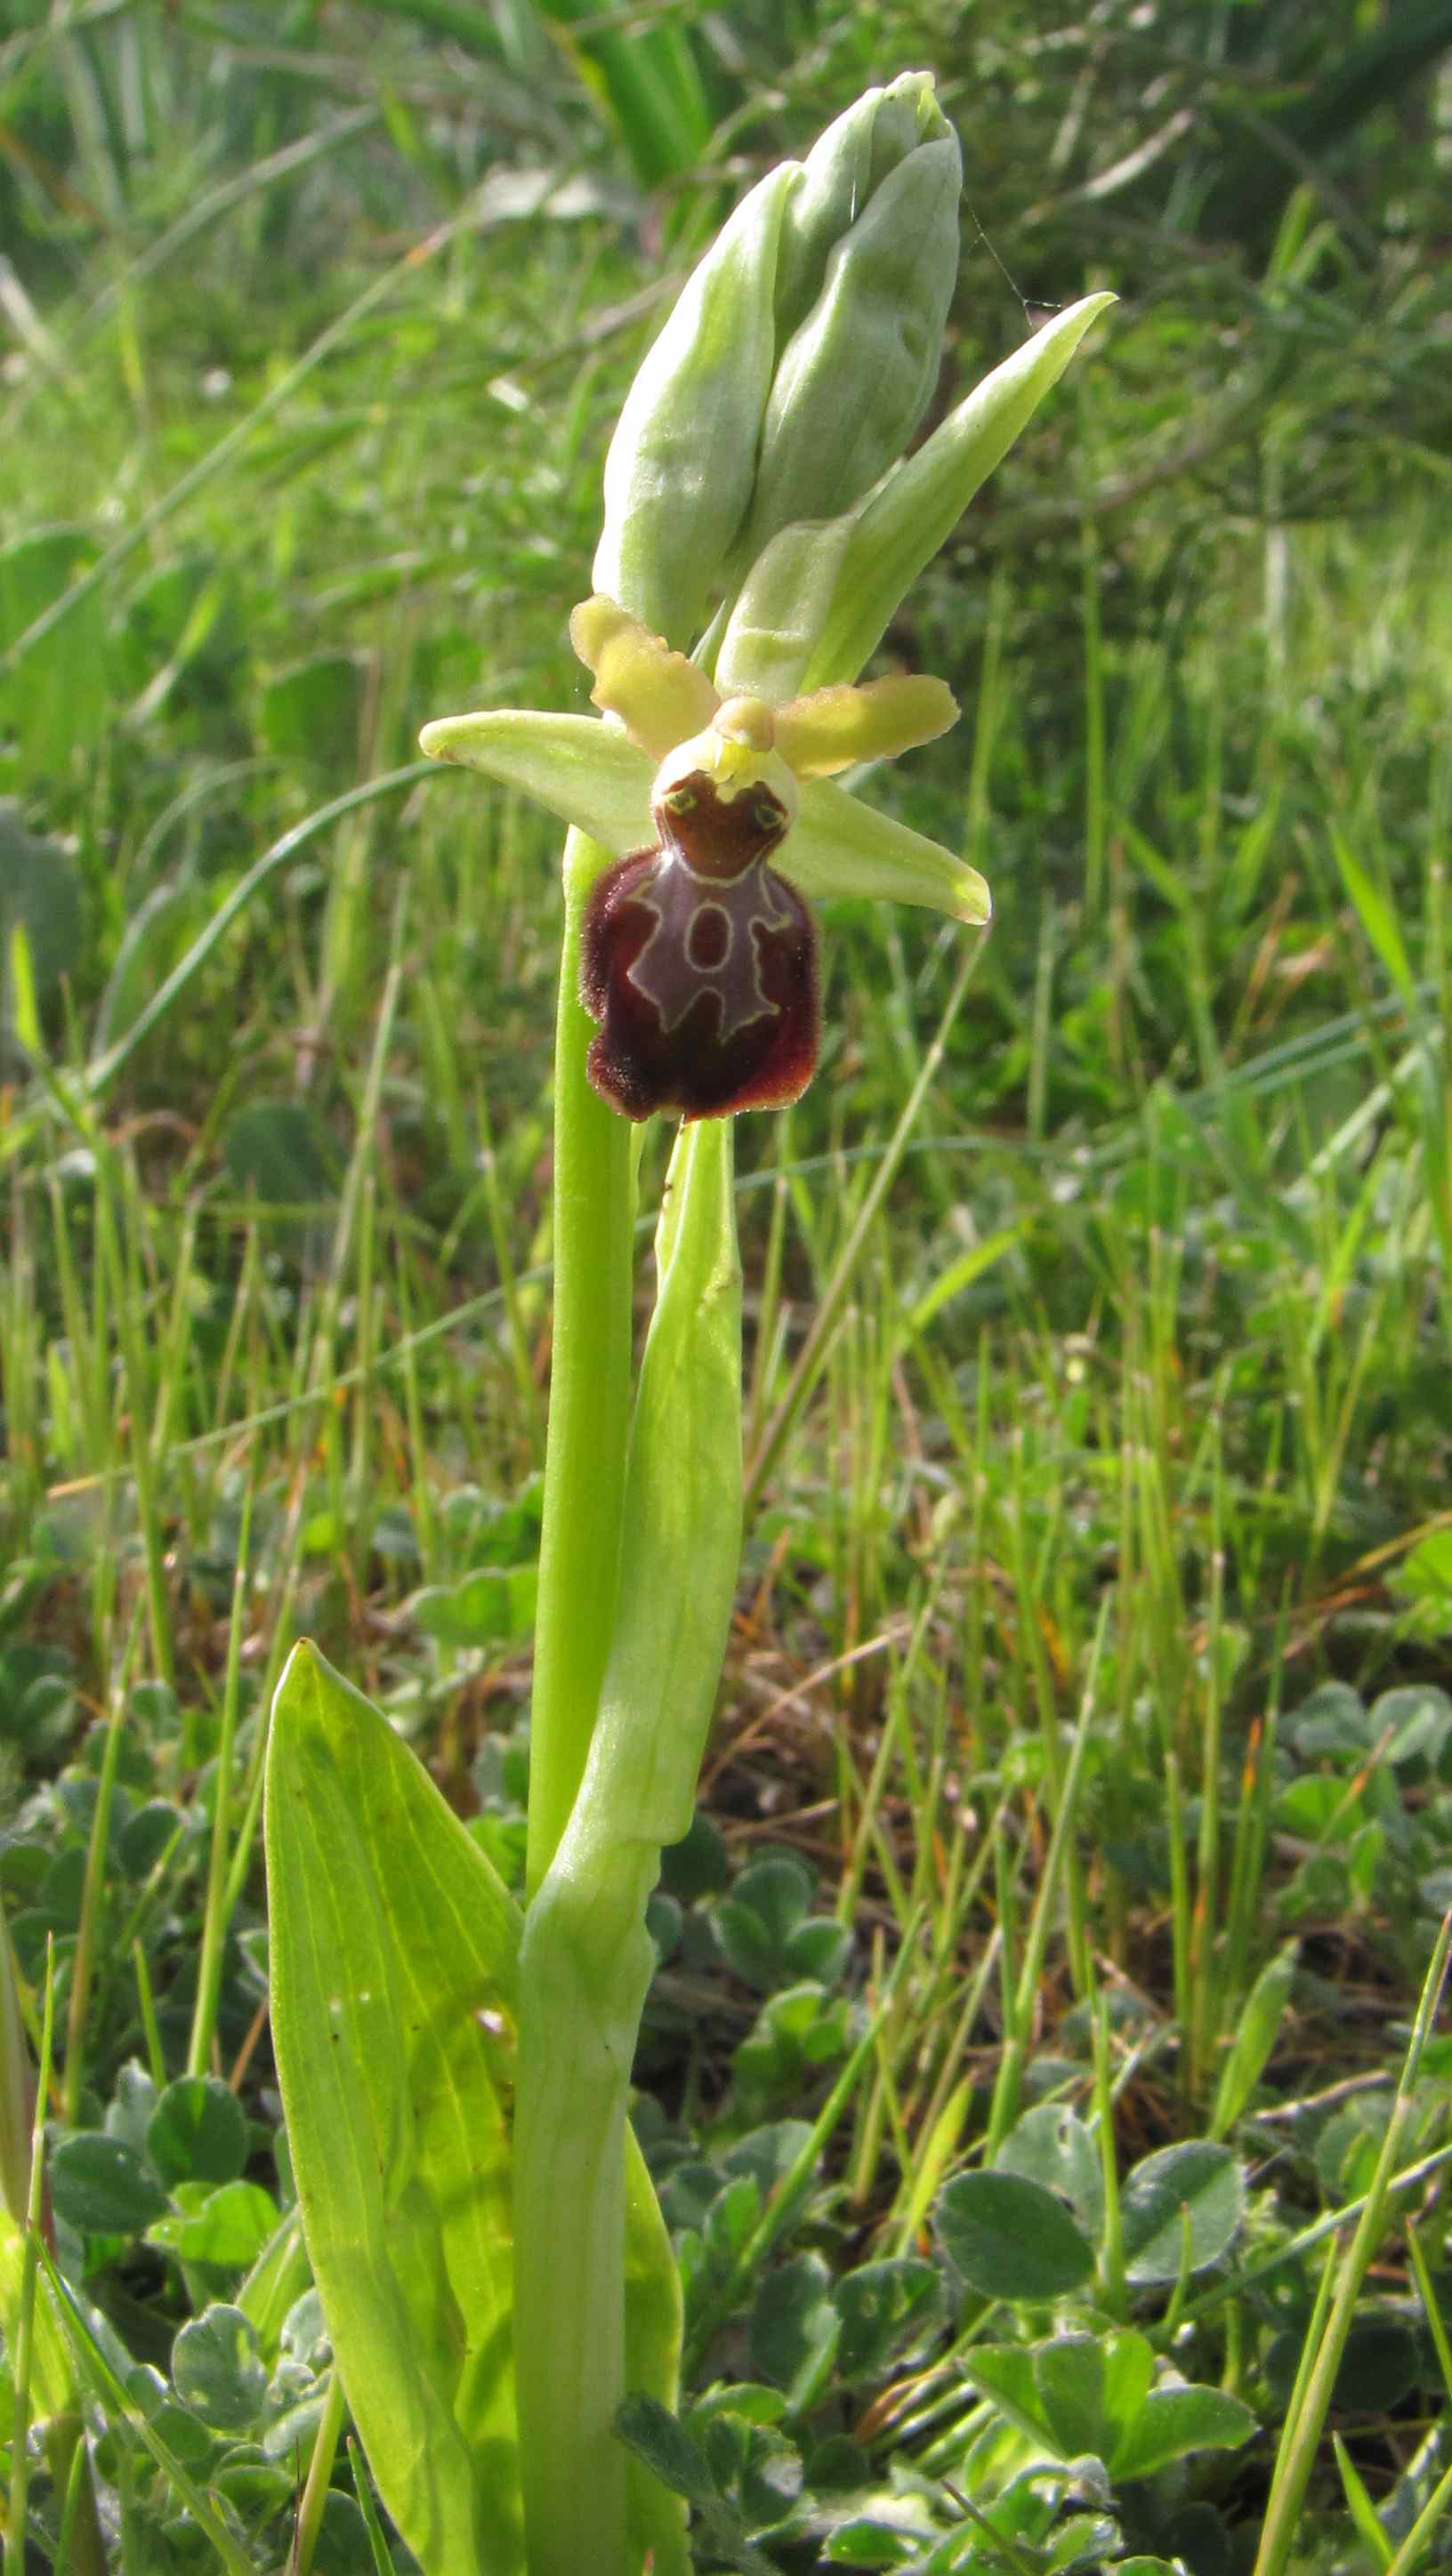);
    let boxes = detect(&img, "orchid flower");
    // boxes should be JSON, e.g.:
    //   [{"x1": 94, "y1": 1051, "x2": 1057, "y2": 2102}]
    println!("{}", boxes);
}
[{"x1": 421, "y1": 593, "x2": 989, "y2": 1120}]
